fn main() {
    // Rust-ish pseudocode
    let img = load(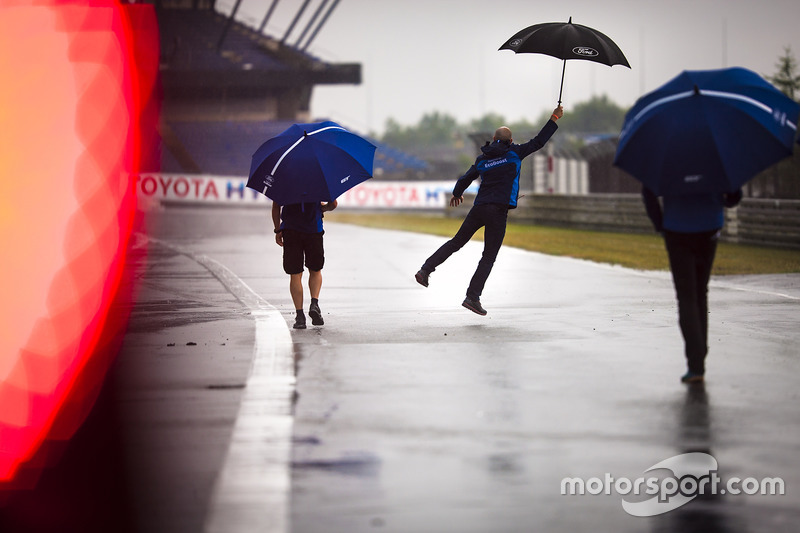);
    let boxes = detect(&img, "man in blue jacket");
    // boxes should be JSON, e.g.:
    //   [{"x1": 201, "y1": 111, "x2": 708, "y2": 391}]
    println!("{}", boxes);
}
[
  {"x1": 642, "y1": 187, "x2": 742, "y2": 383},
  {"x1": 415, "y1": 105, "x2": 563, "y2": 315}
]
